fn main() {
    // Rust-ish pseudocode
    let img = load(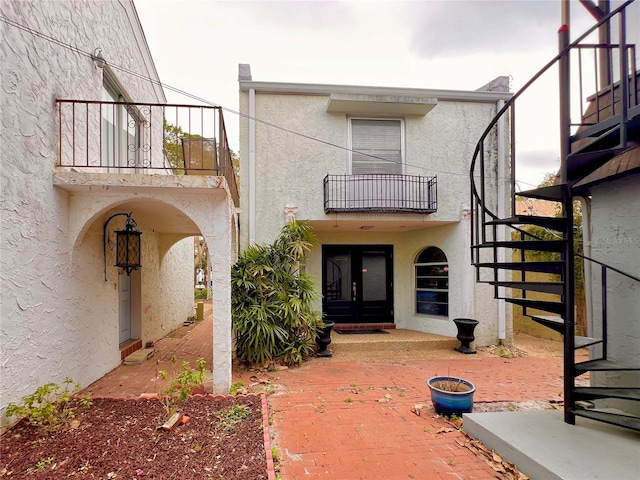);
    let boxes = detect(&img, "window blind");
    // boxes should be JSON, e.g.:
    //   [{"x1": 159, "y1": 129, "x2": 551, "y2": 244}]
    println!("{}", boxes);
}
[{"x1": 351, "y1": 119, "x2": 402, "y2": 174}]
